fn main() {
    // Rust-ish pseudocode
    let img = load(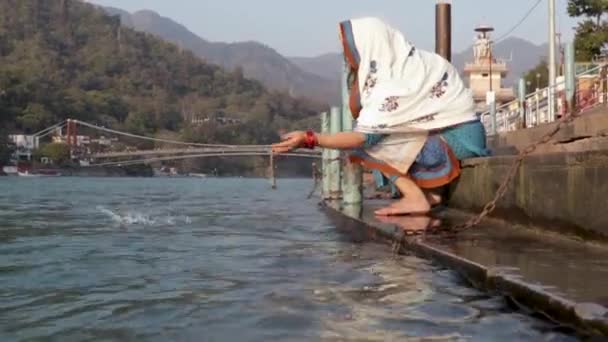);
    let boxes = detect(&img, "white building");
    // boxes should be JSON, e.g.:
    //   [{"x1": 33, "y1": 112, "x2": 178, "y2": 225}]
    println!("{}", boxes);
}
[
  {"x1": 9, "y1": 135, "x2": 39, "y2": 150},
  {"x1": 8, "y1": 134, "x2": 39, "y2": 162}
]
